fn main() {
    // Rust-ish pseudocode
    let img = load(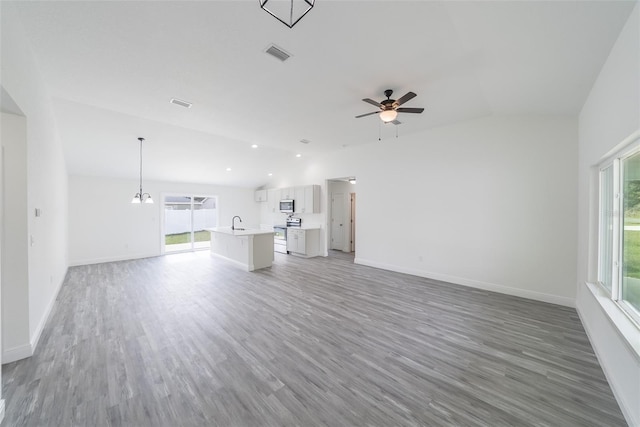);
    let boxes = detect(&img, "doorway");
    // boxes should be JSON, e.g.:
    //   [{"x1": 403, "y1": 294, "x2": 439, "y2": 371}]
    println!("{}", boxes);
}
[
  {"x1": 163, "y1": 195, "x2": 217, "y2": 253},
  {"x1": 328, "y1": 178, "x2": 356, "y2": 254}
]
